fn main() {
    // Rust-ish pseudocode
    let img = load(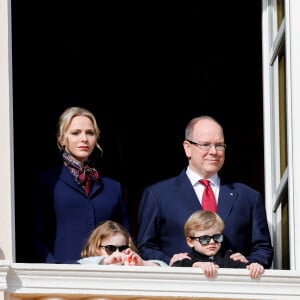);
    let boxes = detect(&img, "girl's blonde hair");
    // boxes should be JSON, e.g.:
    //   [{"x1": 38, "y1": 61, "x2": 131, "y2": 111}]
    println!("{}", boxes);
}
[
  {"x1": 56, "y1": 106, "x2": 103, "y2": 154},
  {"x1": 81, "y1": 220, "x2": 137, "y2": 258},
  {"x1": 184, "y1": 210, "x2": 224, "y2": 238}
]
